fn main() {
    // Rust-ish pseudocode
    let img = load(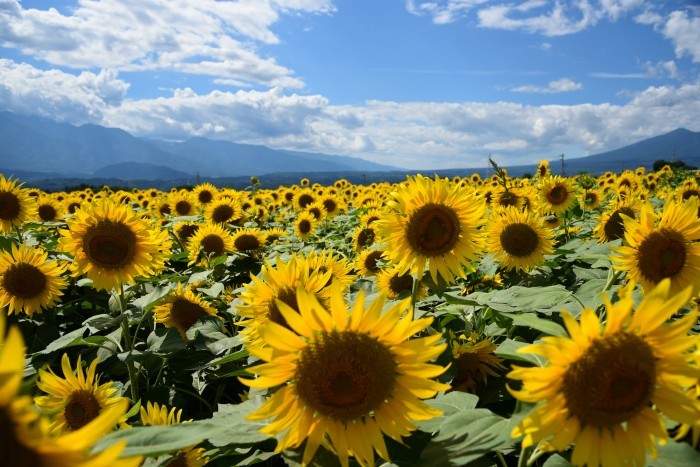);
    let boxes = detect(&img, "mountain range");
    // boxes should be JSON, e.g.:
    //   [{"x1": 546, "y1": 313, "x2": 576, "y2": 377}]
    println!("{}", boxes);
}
[
  {"x1": 0, "y1": 111, "x2": 398, "y2": 181},
  {"x1": 1, "y1": 110, "x2": 699, "y2": 189}
]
